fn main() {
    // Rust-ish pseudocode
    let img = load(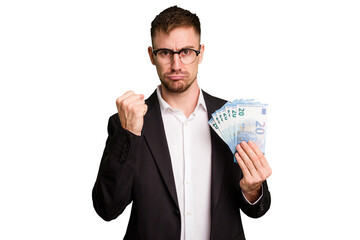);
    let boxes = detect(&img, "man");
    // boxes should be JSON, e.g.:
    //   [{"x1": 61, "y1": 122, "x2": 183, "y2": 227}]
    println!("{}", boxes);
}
[{"x1": 93, "y1": 6, "x2": 271, "y2": 240}]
